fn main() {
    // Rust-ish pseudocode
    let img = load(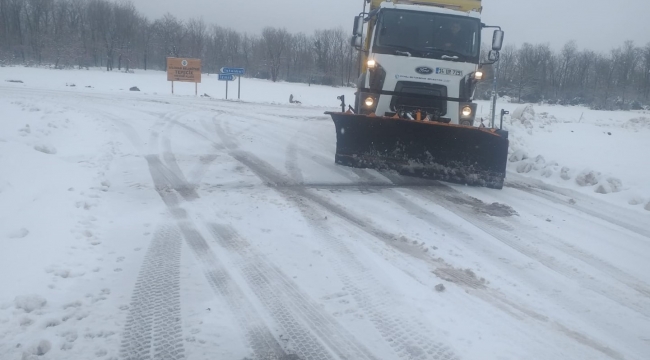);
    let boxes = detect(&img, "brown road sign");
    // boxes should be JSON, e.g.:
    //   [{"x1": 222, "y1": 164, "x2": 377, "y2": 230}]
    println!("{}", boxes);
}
[{"x1": 167, "y1": 58, "x2": 201, "y2": 83}]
